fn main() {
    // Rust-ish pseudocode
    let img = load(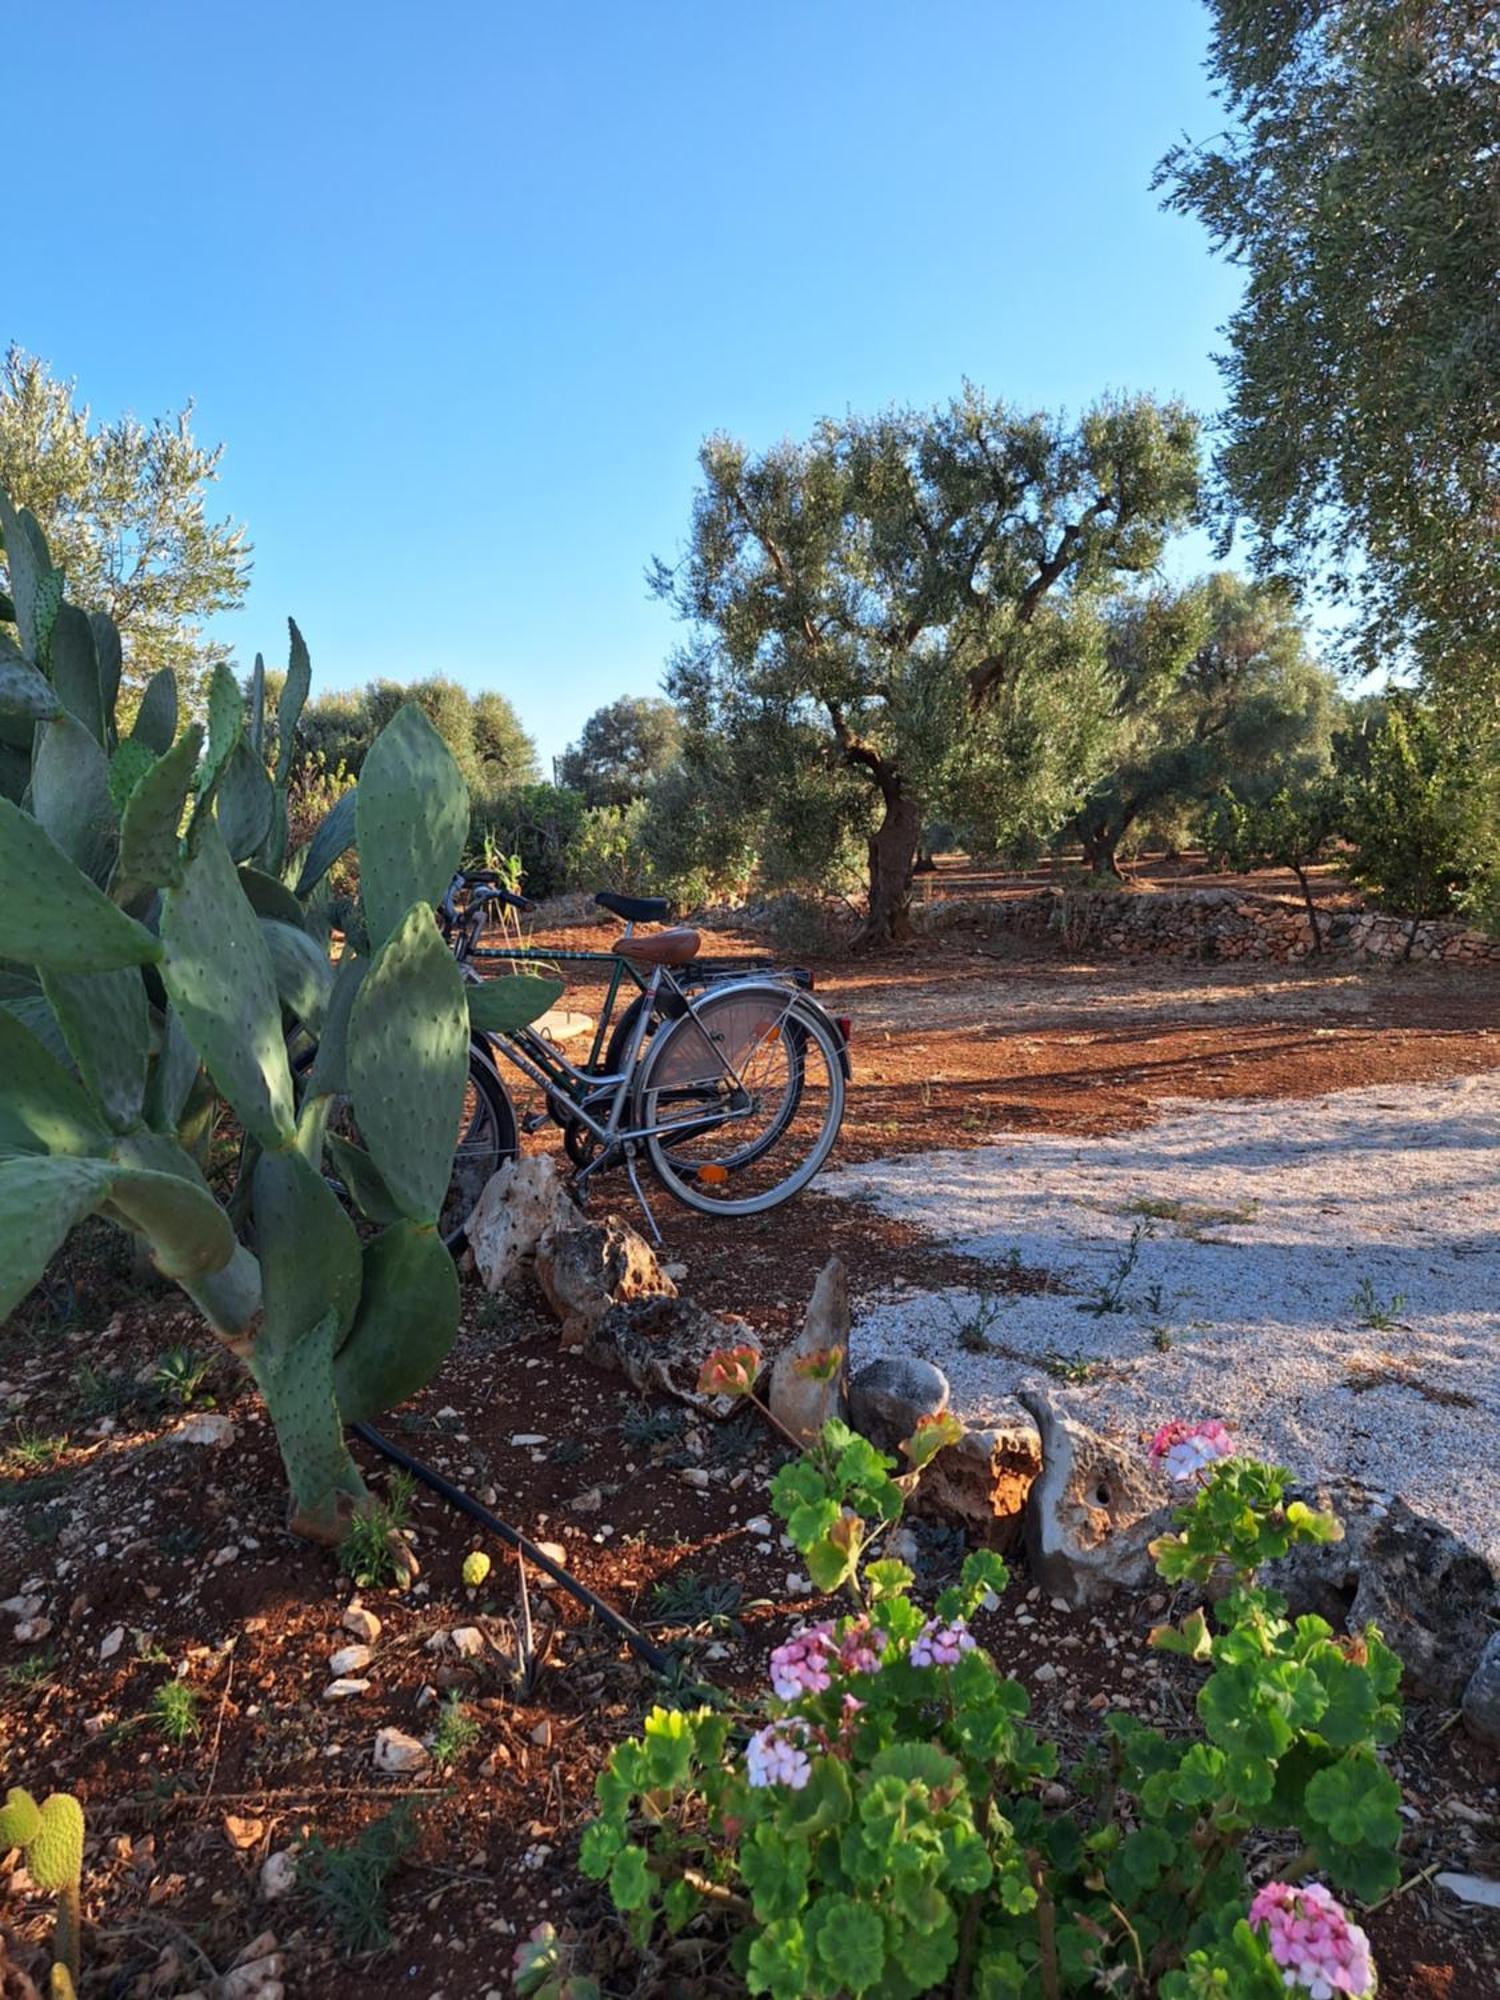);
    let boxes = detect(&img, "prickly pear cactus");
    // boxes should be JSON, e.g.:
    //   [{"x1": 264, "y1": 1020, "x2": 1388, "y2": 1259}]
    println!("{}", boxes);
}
[
  {"x1": 0, "y1": 1786, "x2": 84, "y2": 1988},
  {"x1": 0, "y1": 481, "x2": 558, "y2": 1540}
]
